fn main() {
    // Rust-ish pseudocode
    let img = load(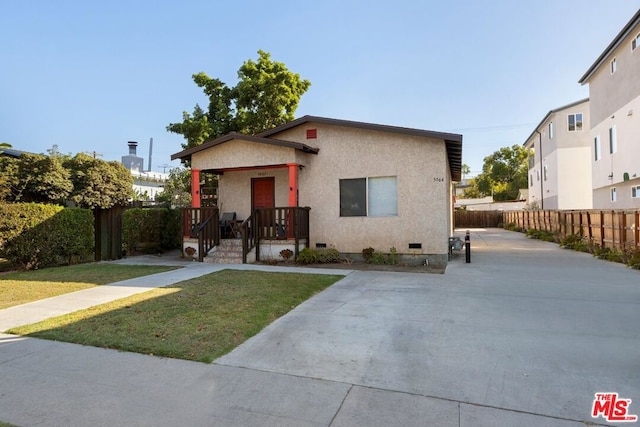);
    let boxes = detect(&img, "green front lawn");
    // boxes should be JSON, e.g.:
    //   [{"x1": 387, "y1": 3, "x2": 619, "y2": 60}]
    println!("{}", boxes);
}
[
  {"x1": 0, "y1": 264, "x2": 180, "y2": 309},
  {"x1": 9, "y1": 270, "x2": 343, "y2": 363}
]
